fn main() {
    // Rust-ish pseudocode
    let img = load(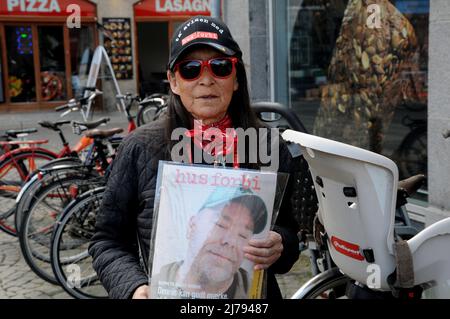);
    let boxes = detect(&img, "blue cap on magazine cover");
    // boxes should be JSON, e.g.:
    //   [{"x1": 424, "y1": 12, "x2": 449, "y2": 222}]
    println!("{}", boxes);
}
[{"x1": 200, "y1": 186, "x2": 268, "y2": 234}]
